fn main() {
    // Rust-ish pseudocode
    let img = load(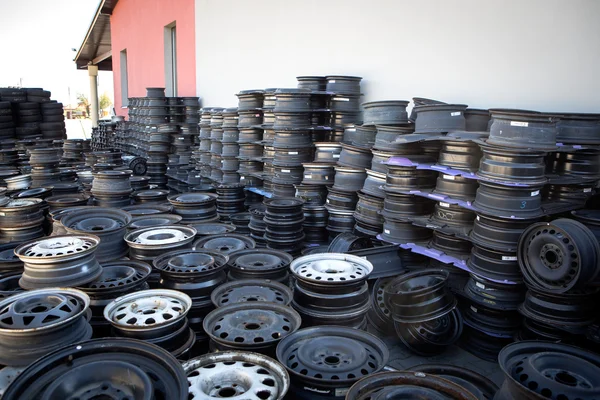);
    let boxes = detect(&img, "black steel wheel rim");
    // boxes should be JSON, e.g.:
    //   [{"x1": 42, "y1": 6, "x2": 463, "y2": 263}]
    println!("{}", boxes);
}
[
  {"x1": 328, "y1": 232, "x2": 372, "y2": 252},
  {"x1": 1, "y1": 338, "x2": 188, "y2": 400},
  {"x1": 383, "y1": 269, "x2": 456, "y2": 323},
  {"x1": 394, "y1": 308, "x2": 463, "y2": 356},
  {"x1": 227, "y1": 249, "x2": 292, "y2": 280},
  {"x1": 203, "y1": 302, "x2": 301, "y2": 349},
  {"x1": 367, "y1": 277, "x2": 399, "y2": 336},
  {"x1": 275, "y1": 326, "x2": 389, "y2": 392},
  {"x1": 129, "y1": 214, "x2": 182, "y2": 229},
  {"x1": 192, "y1": 234, "x2": 256, "y2": 255},
  {"x1": 153, "y1": 249, "x2": 229, "y2": 277},
  {"x1": 211, "y1": 279, "x2": 293, "y2": 307},
  {"x1": 189, "y1": 222, "x2": 236, "y2": 236},
  {"x1": 518, "y1": 219, "x2": 600, "y2": 292},
  {"x1": 497, "y1": 341, "x2": 600, "y2": 400},
  {"x1": 79, "y1": 260, "x2": 151, "y2": 294},
  {"x1": 408, "y1": 364, "x2": 499, "y2": 399},
  {"x1": 345, "y1": 371, "x2": 478, "y2": 400}
]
